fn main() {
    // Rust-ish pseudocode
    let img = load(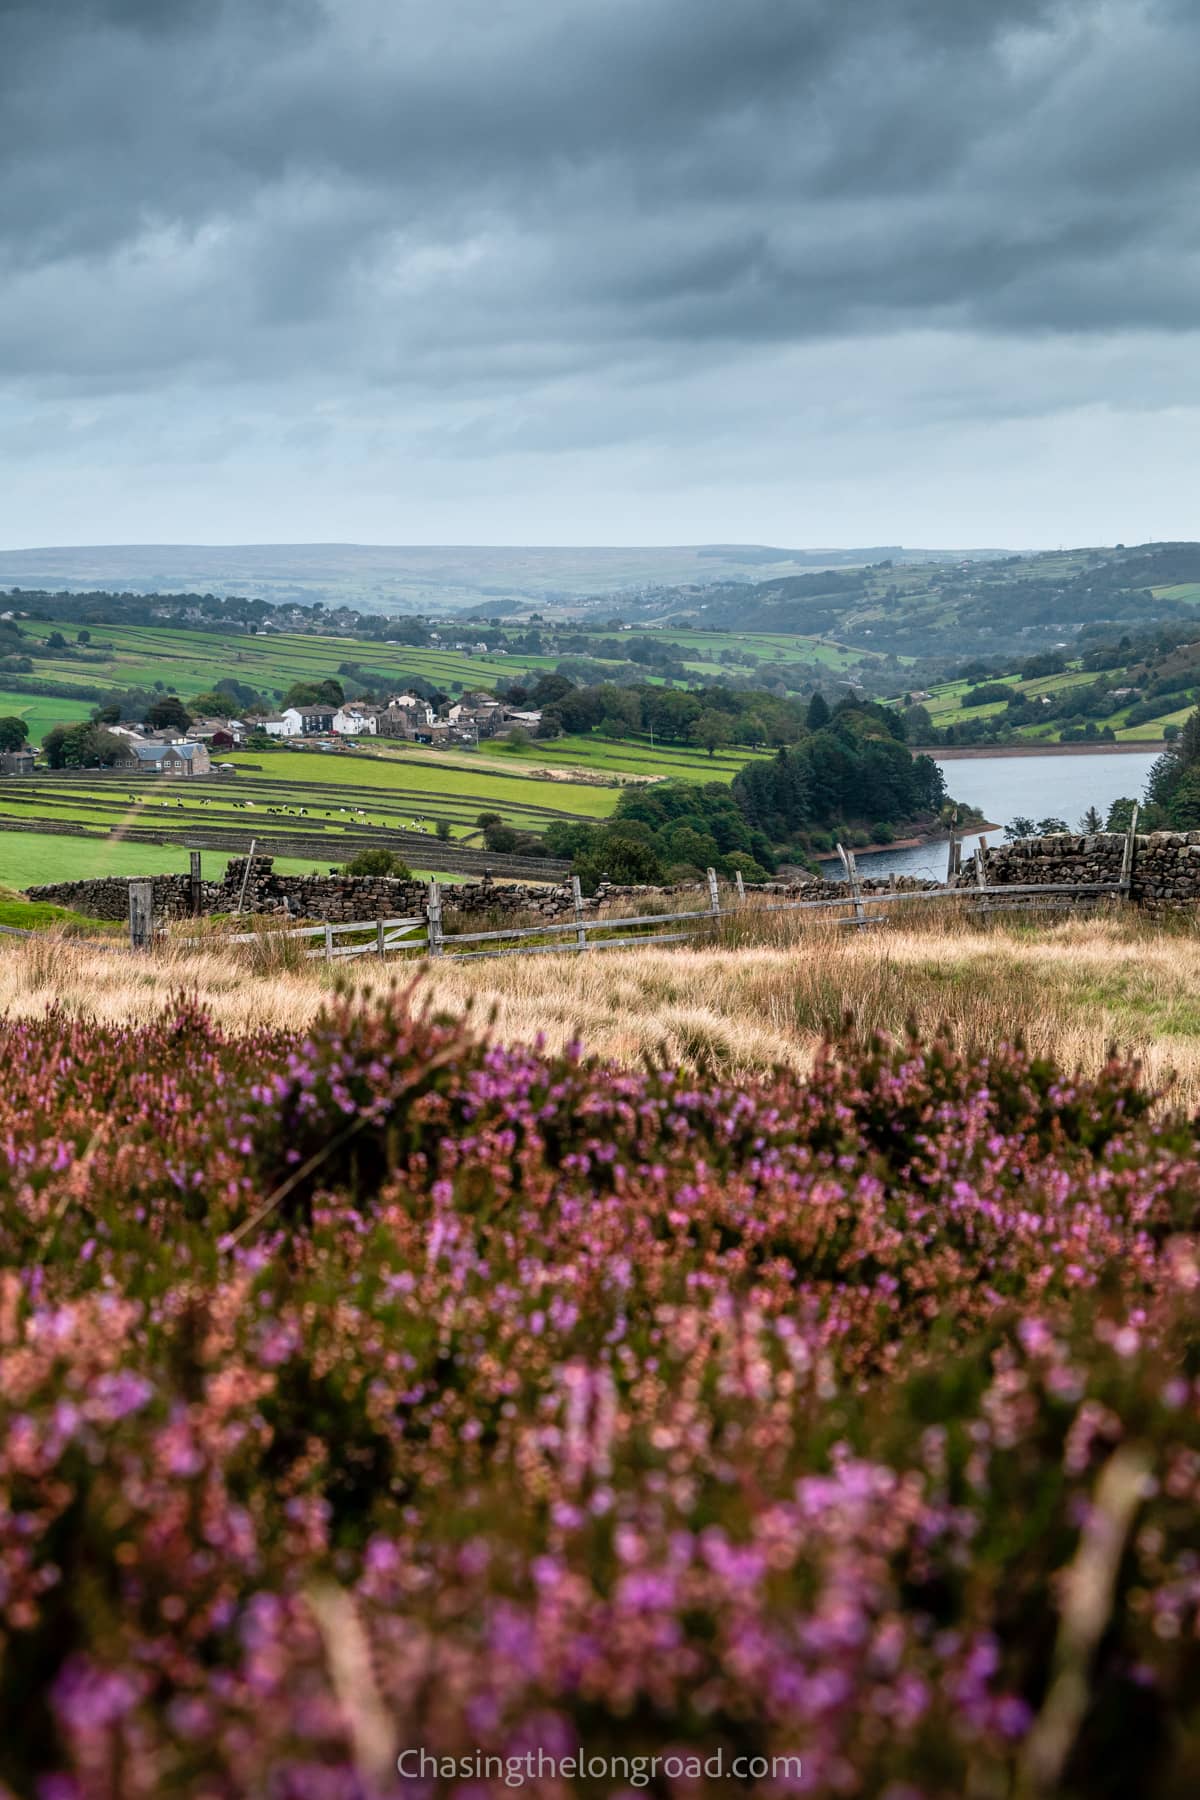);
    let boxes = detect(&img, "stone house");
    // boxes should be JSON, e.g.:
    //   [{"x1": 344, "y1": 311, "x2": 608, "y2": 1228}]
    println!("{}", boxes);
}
[
  {"x1": 377, "y1": 694, "x2": 437, "y2": 737},
  {"x1": 297, "y1": 708, "x2": 336, "y2": 735},
  {"x1": 117, "y1": 741, "x2": 212, "y2": 777}
]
